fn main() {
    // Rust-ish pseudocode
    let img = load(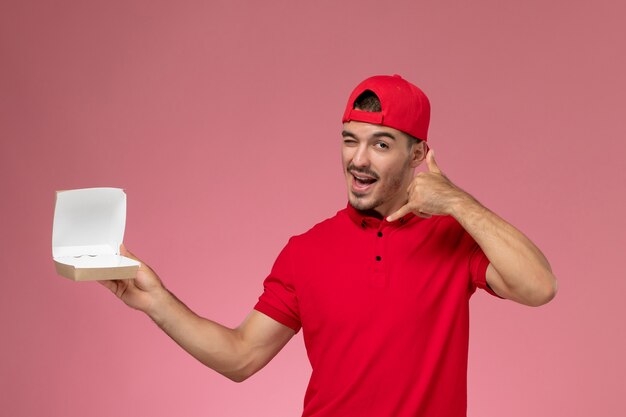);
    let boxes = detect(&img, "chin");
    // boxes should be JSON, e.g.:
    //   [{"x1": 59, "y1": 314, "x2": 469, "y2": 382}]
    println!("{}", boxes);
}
[{"x1": 349, "y1": 194, "x2": 379, "y2": 212}]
